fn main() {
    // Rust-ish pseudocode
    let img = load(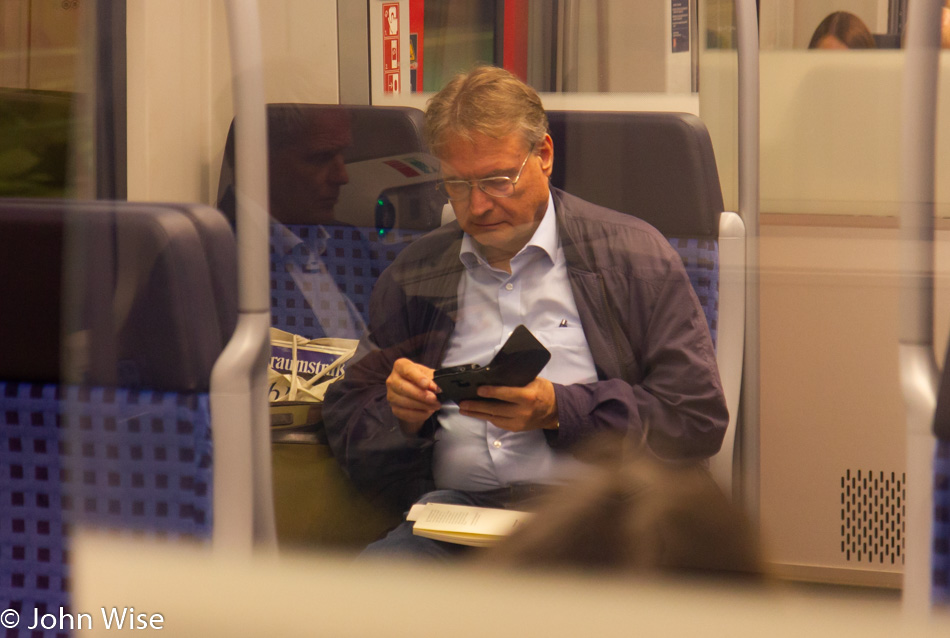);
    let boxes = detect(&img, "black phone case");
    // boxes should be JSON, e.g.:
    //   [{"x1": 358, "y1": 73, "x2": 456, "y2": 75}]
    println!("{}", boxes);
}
[{"x1": 433, "y1": 325, "x2": 551, "y2": 404}]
